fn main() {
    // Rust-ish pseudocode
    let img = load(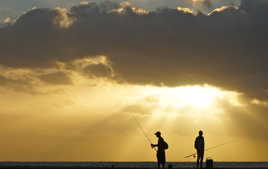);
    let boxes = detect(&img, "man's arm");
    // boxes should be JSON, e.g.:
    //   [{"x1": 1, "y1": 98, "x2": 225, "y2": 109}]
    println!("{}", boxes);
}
[
  {"x1": 194, "y1": 138, "x2": 198, "y2": 149},
  {"x1": 151, "y1": 144, "x2": 158, "y2": 148}
]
